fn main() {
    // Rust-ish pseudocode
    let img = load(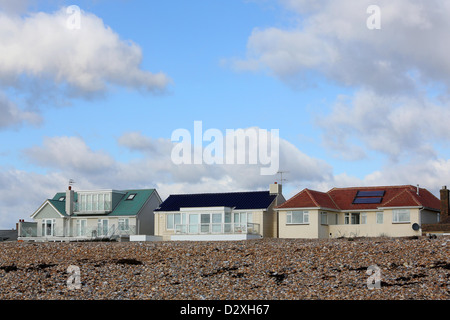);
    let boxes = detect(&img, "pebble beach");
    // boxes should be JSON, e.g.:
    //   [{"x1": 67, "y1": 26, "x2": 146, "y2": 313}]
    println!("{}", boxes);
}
[{"x1": 0, "y1": 236, "x2": 449, "y2": 300}]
